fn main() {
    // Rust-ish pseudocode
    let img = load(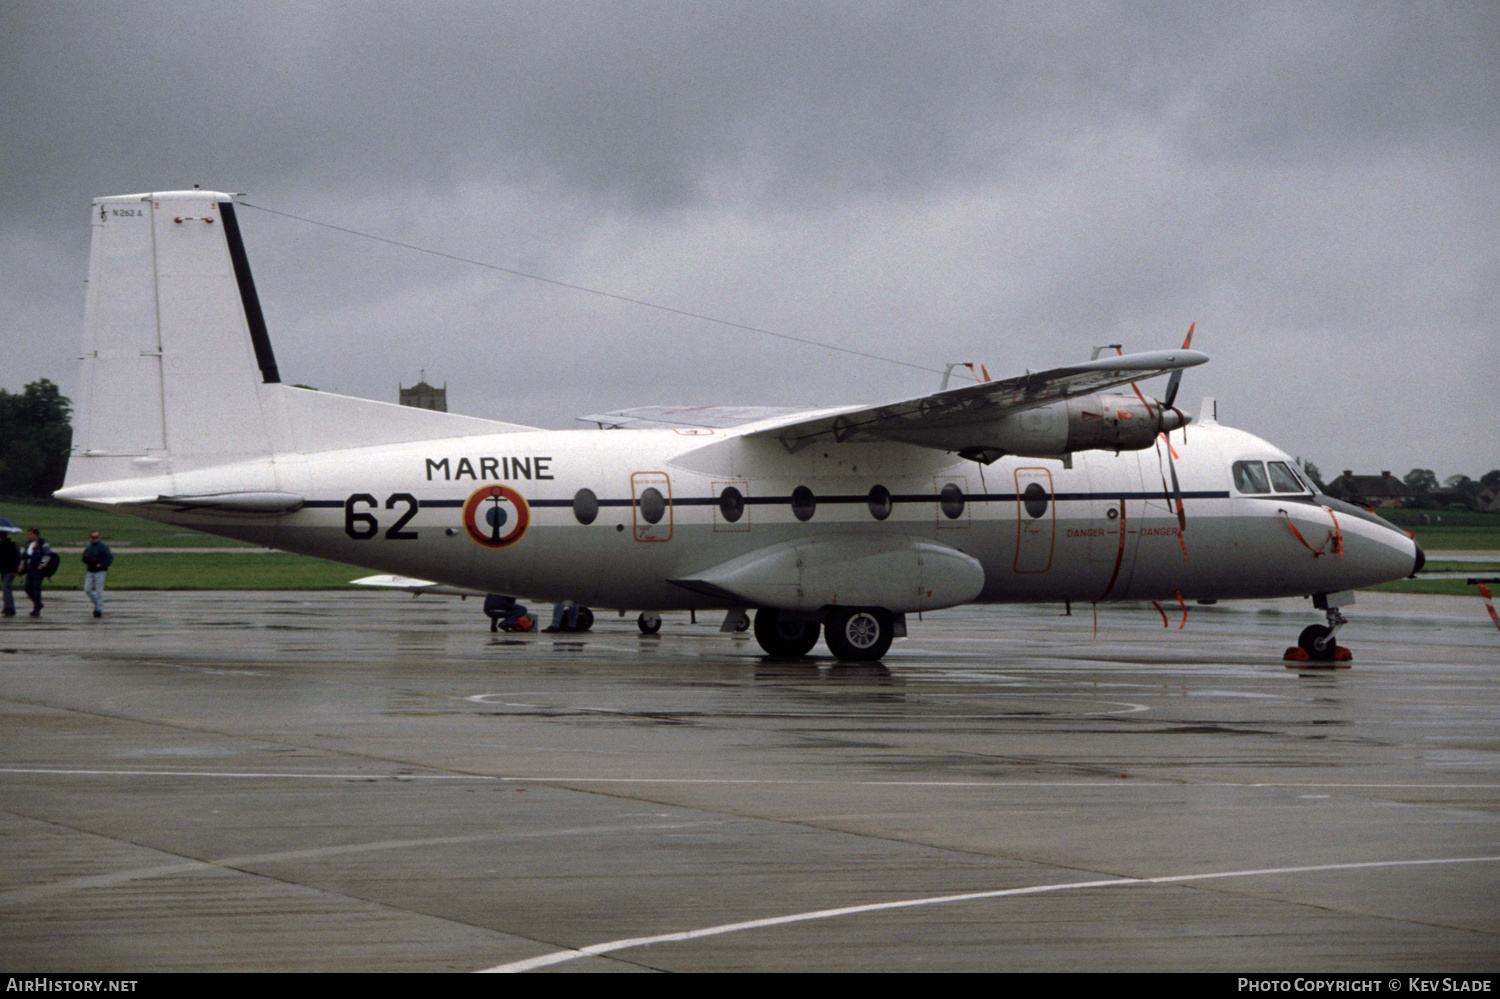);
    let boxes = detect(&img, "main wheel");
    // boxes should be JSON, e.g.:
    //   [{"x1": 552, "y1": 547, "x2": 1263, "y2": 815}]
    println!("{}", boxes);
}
[
  {"x1": 753, "y1": 608, "x2": 820, "y2": 658},
  {"x1": 824, "y1": 607, "x2": 895, "y2": 662},
  {"x1": 1298, "y1": 624, "x2": 1337, "y2": 662},
  {"x1": 638, "y1": 611, "x2": 662, "y2": 635},
  {"x1": 575, "y1": 606, "x2": 595, "y2": 632}
]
